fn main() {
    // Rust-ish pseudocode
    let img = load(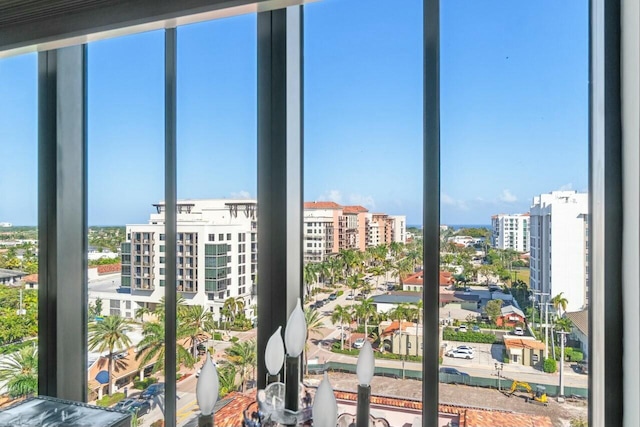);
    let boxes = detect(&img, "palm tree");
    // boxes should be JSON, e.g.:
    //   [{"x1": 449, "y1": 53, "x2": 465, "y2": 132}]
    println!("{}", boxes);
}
[
  {"x1": 356, "y1": 298, "x2": 377, "y2": 336},
  {"x1": 135, "y1": 305, "x2": 152, "y2": 324},
  {"x1": 0, "y1": 345, "x2": 38, "y2": 398},
  {"x1": 394, "y1": 258, "x2": 413, "y2": 284},
  {"x1": 346, "y1": 273, "x2": 364, "y2": 302},
  {"x1": 331, "y1": 305, "x2": 353, "y2": 350},
  {"x1": 225, "y1": 340, "x2": 256, "y2": 392},
  {"x1": 555, "y1": 316, "x2": 574, "y2": 333},
  {"x1": 155, "y1": 295, "x2": 187, "y2": 321},
  {"x1": 367, "y1": 266, "x2": 385, "y2": 289},
  {"x1": 304, "y1": 307, "x2": 324, "y2": 375},
  {"x1": 218, "y1": 364, "x2": 239, "y2": 397},
  {"x1": 551, "y1": 292, "x2": 569, "y2": 317},
  {"x1": 304, "y1": 263, "x2": 318, "y2": 298},
  {"x1": 135, "y1": 321, "x2": 194, "y2": 374},
  {"x1": 181, "y1": 305, "x2": 215, "y2": 358},
  {"x1": 412, "y1": 299, "x2": 423, "y2": 356},
  {"x1": 88, "y1": 315, "x2": 133, "y2": 395}
]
